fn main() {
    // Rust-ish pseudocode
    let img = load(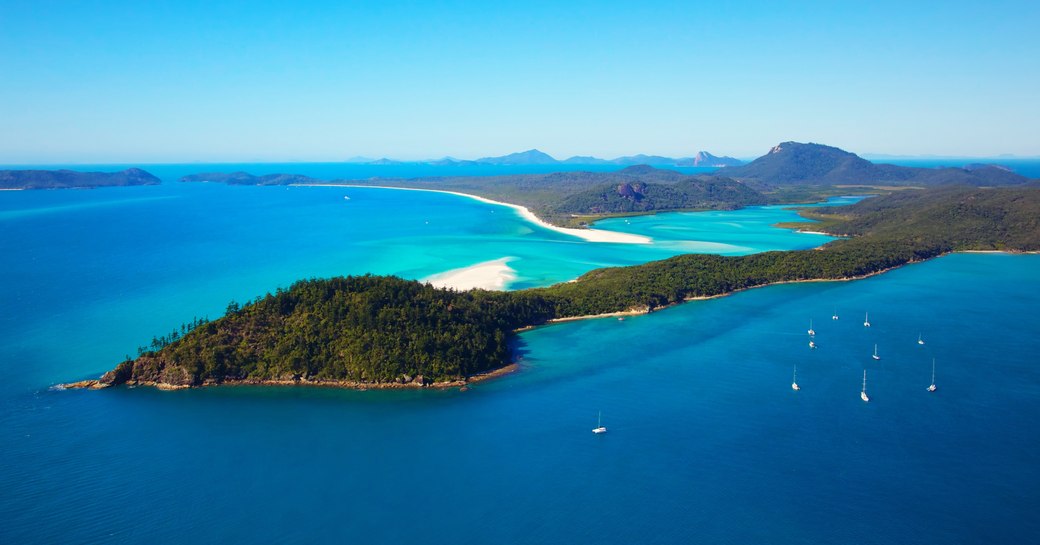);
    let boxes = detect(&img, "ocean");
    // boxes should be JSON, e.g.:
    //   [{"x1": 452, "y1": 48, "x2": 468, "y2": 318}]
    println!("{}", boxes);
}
[{"x1": 1, "y1": 166, "x2": 1038, "y2": 543}]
